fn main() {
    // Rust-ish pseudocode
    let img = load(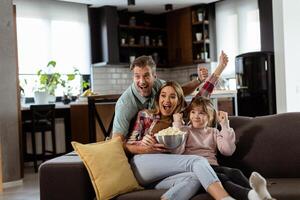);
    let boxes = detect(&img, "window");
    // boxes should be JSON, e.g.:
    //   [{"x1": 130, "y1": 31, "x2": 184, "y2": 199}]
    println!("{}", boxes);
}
[
  {"x1": 215, "y1": 0, "x2": 261, "y2": 78},
  {"x1": 14, "y1": 0, "x2": 91, "y2": 97}
]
